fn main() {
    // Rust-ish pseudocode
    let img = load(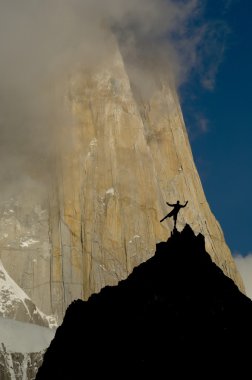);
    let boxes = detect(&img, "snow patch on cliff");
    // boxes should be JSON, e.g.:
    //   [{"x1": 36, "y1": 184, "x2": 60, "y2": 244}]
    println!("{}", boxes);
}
[
  {"x1": 90, "y1": 138, "x2": 97, "y2": 147},
  {"x1": 0, "y1": 260, "x2": 57, "y2": 327},
  {"x1": 129, "y1": 235, "x2": 141, "y2": 244},
  {"x1": 106, "y1": 188, "x2": 115, "y2": 196},
  {"x1": 0, "y1": 261, "x2": 29, "y2": 315},
  {"x1": 20, "y1": 238, "x2": 39, "y2": 248}
]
